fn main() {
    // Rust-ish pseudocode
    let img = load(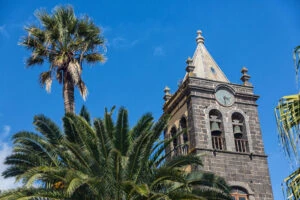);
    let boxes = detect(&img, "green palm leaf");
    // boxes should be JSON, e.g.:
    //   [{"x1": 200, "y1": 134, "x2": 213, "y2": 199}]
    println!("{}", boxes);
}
[
  {"x1": 275, "y1": 94, "x2": 300, "y2": 165},
  {"x1": 275, "y1": 45, "x2": 300, "y2": 200}
]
